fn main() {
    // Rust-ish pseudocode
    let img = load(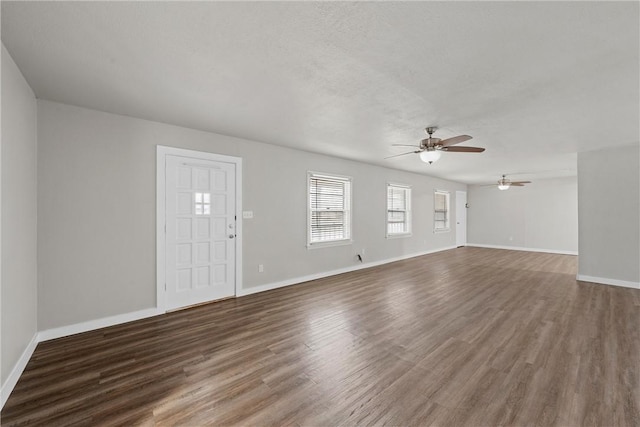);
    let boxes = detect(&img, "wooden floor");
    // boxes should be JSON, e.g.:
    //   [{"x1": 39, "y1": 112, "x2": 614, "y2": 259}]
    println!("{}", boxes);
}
[{"x1": 2, "y1": 247, "x2": 639, "y2": 426}]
